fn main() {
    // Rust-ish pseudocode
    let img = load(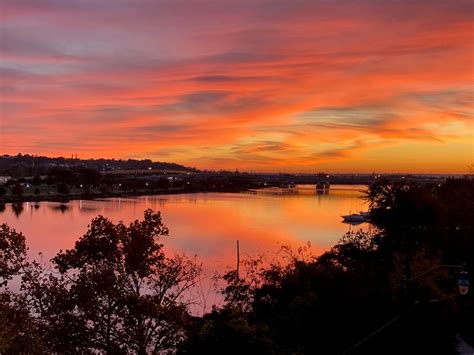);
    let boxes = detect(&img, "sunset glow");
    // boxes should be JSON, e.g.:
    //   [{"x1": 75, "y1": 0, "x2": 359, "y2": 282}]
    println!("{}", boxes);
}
[
  {"x1": 1, "y1": 0, "x2": 473, "y2": 172},
  {"x1": 1, "y1": 188, "x2": 367, "y2": 272}
]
